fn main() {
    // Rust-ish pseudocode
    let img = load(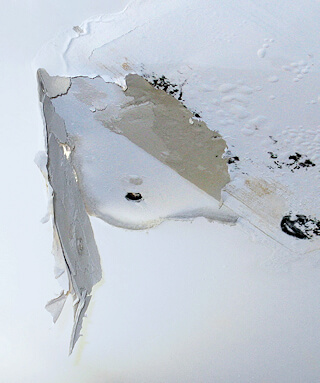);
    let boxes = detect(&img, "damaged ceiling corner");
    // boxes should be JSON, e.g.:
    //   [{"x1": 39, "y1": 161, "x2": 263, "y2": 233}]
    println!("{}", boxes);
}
[
  {"x1": 38, "y1": 68, "x2": 102, "y2": 354},
  {"x1": 37, "y1": 68, "x2": 236, "y2": 353}
]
